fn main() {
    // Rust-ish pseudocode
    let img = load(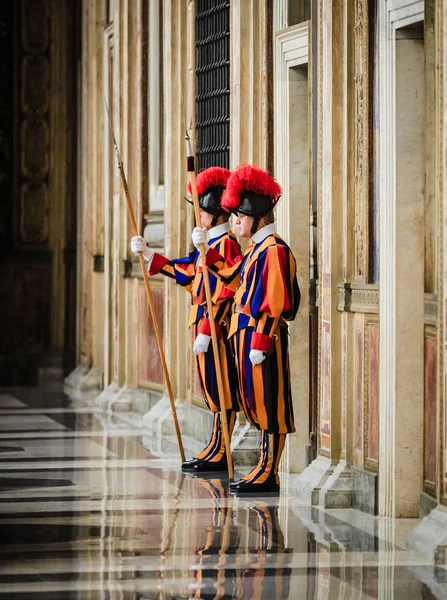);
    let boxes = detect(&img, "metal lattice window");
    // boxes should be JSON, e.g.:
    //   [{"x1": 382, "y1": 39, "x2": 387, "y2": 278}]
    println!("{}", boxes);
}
[{"x1": 196, "y1": 1, "x2": 230, "y2": 171}]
